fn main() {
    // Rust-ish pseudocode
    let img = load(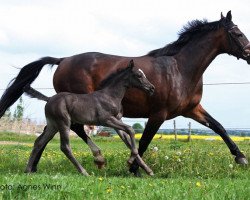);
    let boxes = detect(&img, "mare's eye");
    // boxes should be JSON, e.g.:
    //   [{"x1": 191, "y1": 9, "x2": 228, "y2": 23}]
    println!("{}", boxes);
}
[
  {"x1": 236, "y1": 33, "x2": 243, "y2": 37},
  {"x1": 233, "y1": 31, "x2": 243, "y2": 37}
]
